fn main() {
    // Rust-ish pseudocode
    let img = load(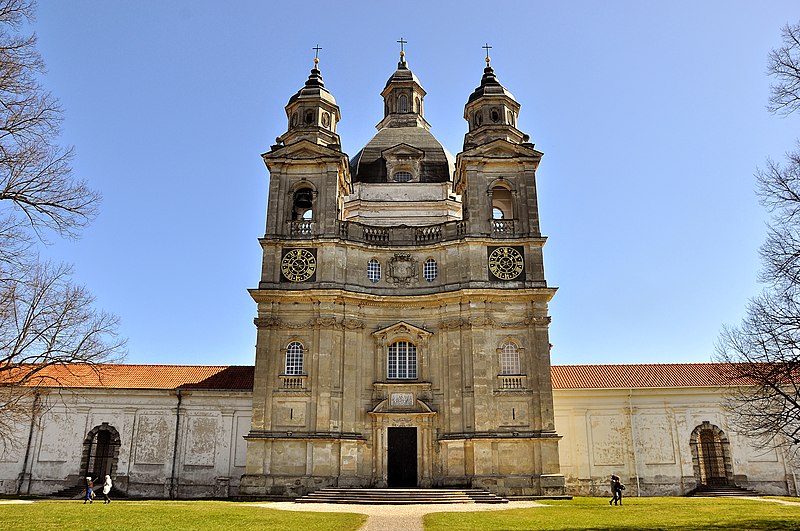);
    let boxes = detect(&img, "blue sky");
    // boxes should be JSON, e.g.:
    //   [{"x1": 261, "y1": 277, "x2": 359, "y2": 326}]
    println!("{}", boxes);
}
[{"x1": 28, "y1": 1, "x2": 799, "y2": 366}]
